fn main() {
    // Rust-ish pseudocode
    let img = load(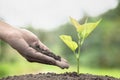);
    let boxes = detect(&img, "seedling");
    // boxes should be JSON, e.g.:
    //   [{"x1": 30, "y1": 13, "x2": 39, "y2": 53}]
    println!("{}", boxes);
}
[{"x1": 60, "y1": 17, "x2": 101, "y2": 74}]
